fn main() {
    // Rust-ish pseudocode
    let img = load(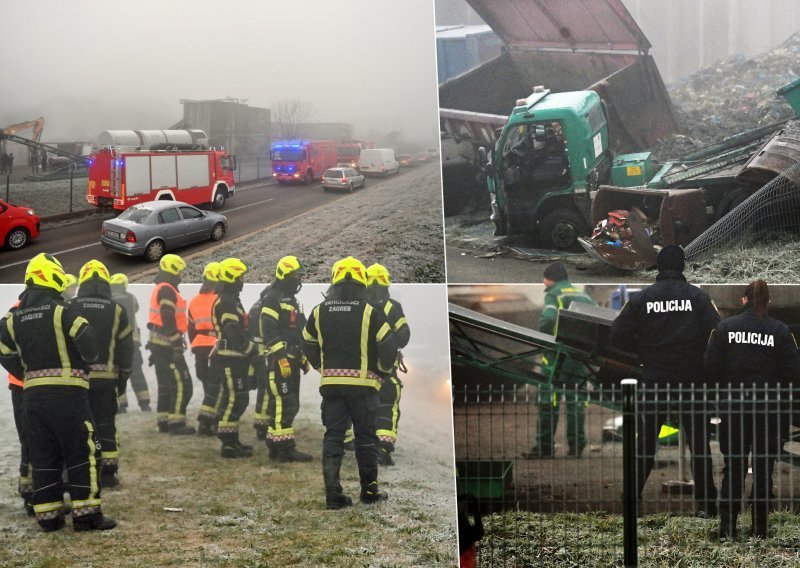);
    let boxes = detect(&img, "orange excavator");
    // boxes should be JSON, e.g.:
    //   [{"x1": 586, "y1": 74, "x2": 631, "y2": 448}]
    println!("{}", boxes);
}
[{"x1": 0, "y1": 117, "x2": 45, "y2": 142}]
